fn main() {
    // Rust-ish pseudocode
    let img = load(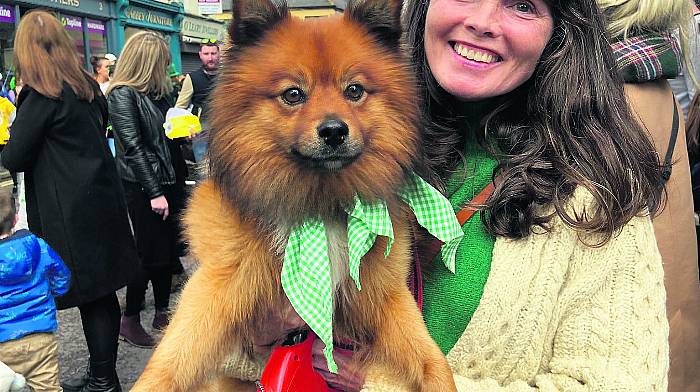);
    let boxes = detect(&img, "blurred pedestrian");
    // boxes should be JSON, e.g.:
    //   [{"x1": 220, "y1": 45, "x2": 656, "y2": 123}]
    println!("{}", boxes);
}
[
  {"x1": 0, "y1": 186, "x2": 70, "y2": 392},
  {"x1": 598, "y1": 0, "x2": 700, "y2": 390},
  {"x1": 175, "y1": 39, "x2": 220, "y2": 164},
  {"x1": 1, "y1": 11, "x2": 139, "y2": 392},
  {"x1": 670, "y1": 0, "x2": 700, "y2": 118},
  {"x1": 107, "y1": 31, "x2": 185, "y2": 349},
  {"x1": 89, "y1": 56, "x2": 110, "y2": 94}
]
